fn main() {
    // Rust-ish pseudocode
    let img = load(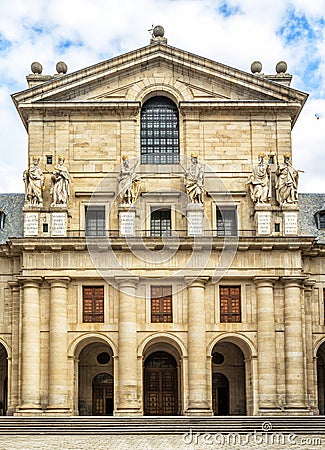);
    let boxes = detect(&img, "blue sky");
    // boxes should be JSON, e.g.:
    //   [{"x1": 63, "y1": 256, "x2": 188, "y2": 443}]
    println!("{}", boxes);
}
[{"x1": 0, "y1": 0, "x2": 325, "y2": 193}]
